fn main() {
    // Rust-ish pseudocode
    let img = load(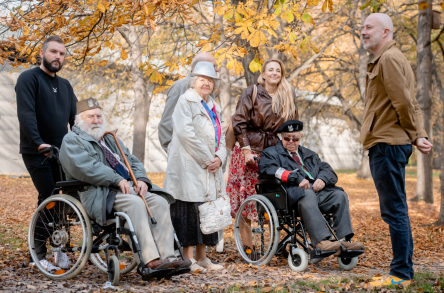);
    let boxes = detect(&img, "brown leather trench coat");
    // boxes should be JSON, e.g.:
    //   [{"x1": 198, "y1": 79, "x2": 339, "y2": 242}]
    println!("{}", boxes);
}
[{"x1": 232, "y1": 84, "x2": 299, "y2": 152}]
